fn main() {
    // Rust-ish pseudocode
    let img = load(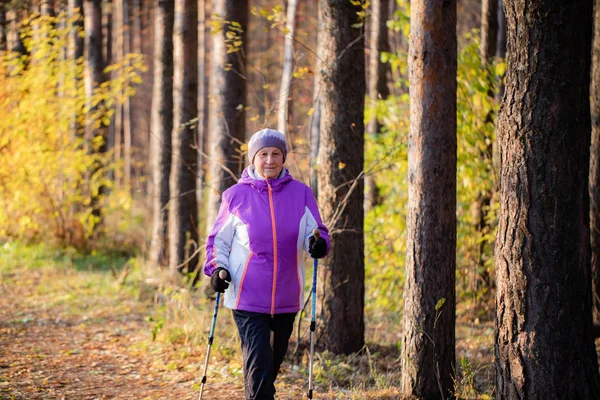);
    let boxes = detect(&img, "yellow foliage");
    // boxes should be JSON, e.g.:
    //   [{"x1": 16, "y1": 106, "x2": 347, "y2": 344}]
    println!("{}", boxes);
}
[{"x1": 0, "y1": 12, "x2": 144, "y2": 247}]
